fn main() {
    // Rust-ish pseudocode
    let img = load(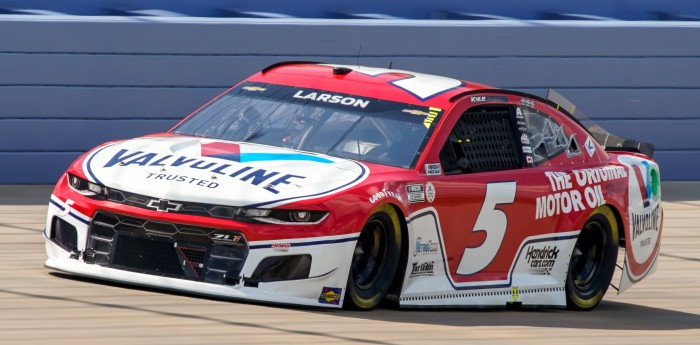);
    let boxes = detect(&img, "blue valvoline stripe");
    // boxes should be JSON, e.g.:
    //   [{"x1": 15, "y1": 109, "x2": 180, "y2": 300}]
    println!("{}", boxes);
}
[
  {"x1": 240, "y1": 153, "x2": 332, "y2": 164},
  {"x1": 49, "y1": 199, "x2": 91, "y2": 225},
  {"x1": 249, "y1": 235, "x2": 358, "y2": 250},
  {"x1": 245, "y1": 160, "x2": 367, "y2": 208},
  {"x1": 85, "y1": 143, "x2": 117, "y2": 185}
]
